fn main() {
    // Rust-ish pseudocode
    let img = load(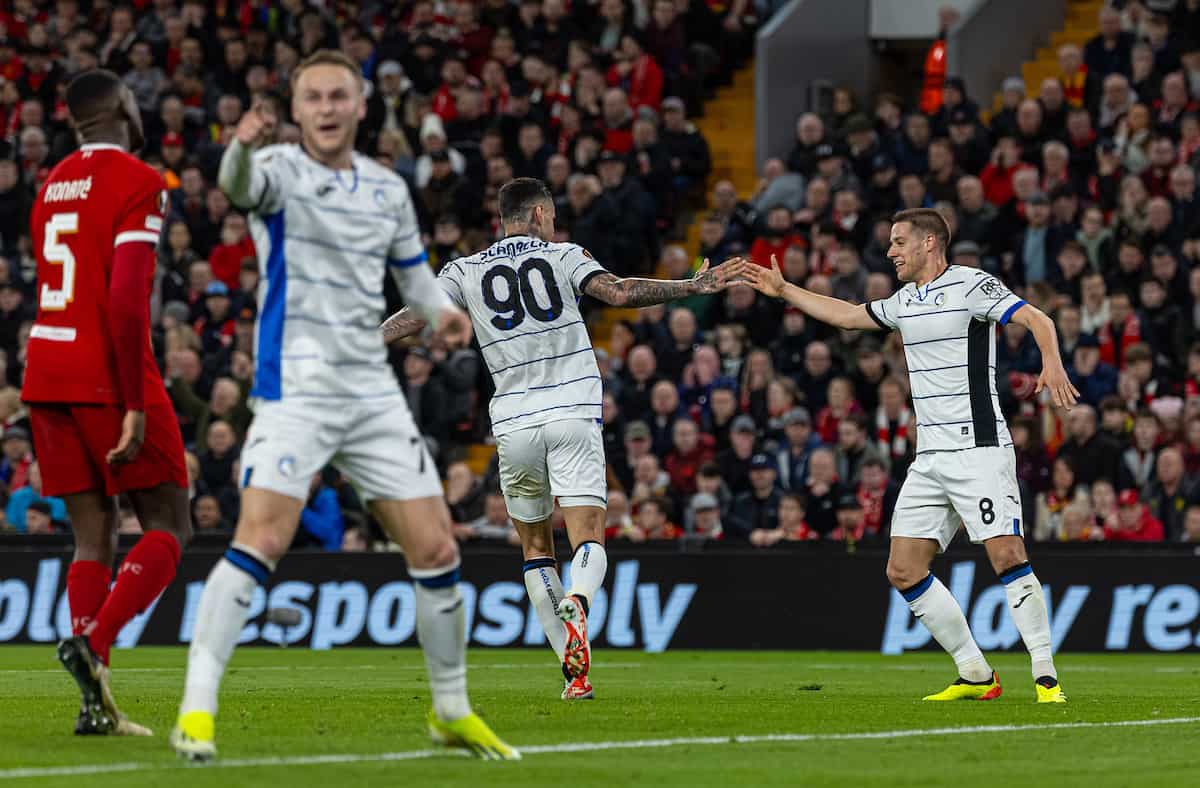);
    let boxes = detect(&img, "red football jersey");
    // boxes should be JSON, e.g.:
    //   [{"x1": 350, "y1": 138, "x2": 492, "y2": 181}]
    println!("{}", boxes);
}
[{"x1": 23, "y1": 143, "x2": 170, "y2": 406}]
